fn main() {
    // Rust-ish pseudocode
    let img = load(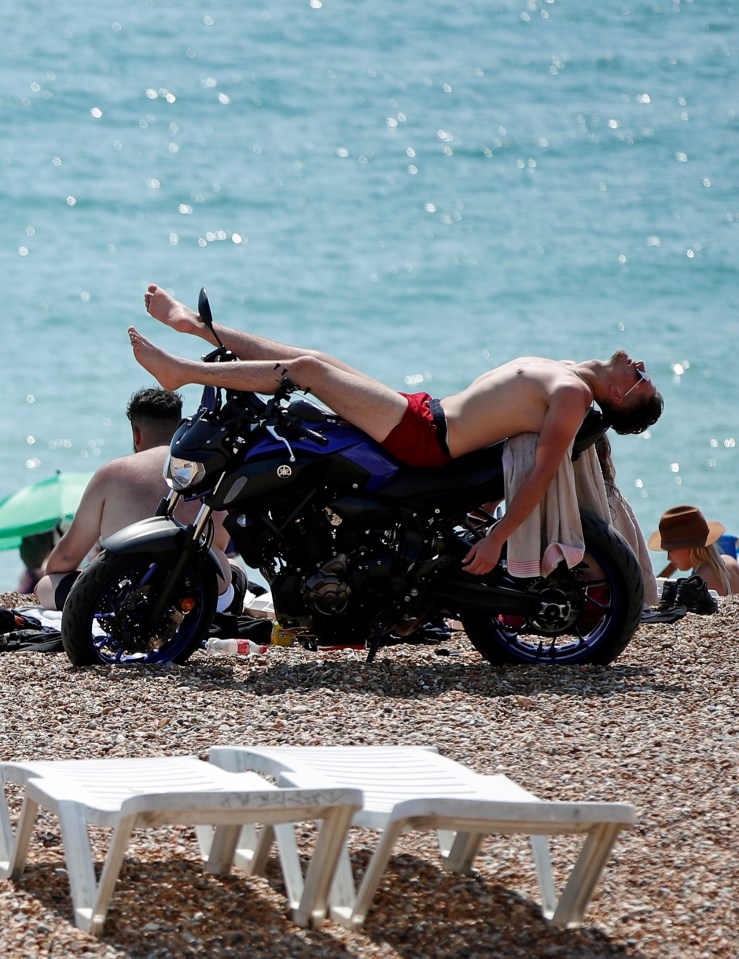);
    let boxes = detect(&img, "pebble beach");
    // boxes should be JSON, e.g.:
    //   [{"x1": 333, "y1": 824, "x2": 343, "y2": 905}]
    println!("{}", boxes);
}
[{"x1": 0, "y1": 591, "x2": 736, "y2": 959}]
